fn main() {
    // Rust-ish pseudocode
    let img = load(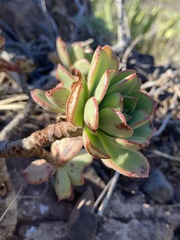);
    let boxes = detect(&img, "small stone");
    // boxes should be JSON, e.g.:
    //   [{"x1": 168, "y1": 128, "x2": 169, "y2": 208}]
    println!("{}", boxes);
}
[
  {"x1": 143, "y1": 169, "x2": 174, "y2": 203},
  {"x1": 68, "y1": 187, "x2": 98, "y2": 240},
  {"x1": 68, "y1": 204, "x2": 98, "y2": 240}
]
